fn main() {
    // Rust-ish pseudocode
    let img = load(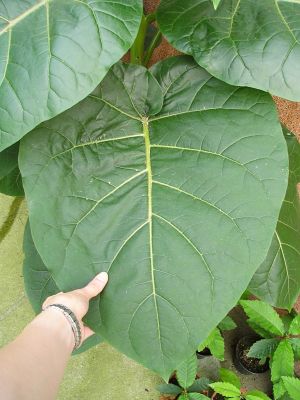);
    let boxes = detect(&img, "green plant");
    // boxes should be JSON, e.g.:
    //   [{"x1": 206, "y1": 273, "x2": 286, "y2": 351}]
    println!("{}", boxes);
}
[
  {"x1": 1, "y1": 0, "x2": 300, "y2": 380},
  {"x1": 282, "y1": 376, "x2": 300, "y2": 400},
  {"x1": 248, "y1": 129, "x2": 300, "y2": 310},
  {"x1": 240, "y1": 300, "x2": 300, "y2": 399},
  {"x1": 157, "y1": 354, "x2": 210, "y2": 399},
  {"x1": 0, "y1": 0, "x2": 143, "y2": 151},
  {"x1": 198, "y1": 316, "x2": 237, "y2": 360},
  {"x1": 210, "y1": 368, "x2": 271, "y2": 400},
  {"x1": 157, "y1": 0, "x2": 300, "y2": 101}
]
